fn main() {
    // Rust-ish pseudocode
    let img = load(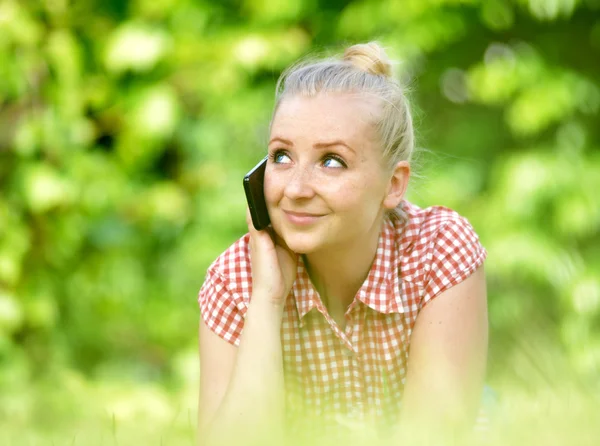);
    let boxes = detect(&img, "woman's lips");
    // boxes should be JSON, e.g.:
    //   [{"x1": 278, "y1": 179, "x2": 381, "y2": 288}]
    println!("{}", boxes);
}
[{"x1": 283, "y1": 210, "x2": 325, "y2": 226}]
